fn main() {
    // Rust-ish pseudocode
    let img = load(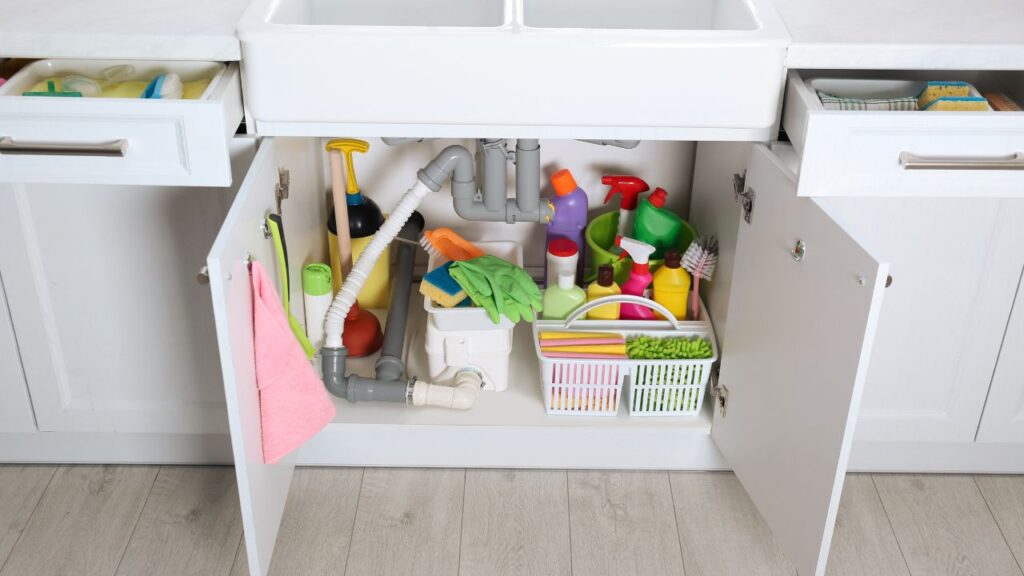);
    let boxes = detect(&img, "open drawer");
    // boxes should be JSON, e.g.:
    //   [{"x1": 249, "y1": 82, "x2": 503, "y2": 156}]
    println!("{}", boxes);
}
[
  {"x1": 0, "y1": 60, "x2": 243, "y2": 186},
  {"x1": 783, "y1": 70, "x2": 1024, "y2": 197},
  {"x1": 208, "y1": 137, "x2": 888, "y2": 576}
]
